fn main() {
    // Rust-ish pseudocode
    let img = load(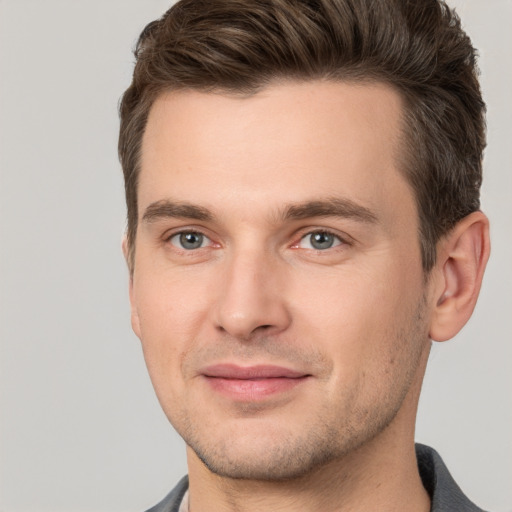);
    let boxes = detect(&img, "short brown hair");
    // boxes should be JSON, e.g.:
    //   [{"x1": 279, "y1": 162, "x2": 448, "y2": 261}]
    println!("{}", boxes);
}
[{"x1": 119, "y1": 0, "x2": 485, "y2": 272}]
